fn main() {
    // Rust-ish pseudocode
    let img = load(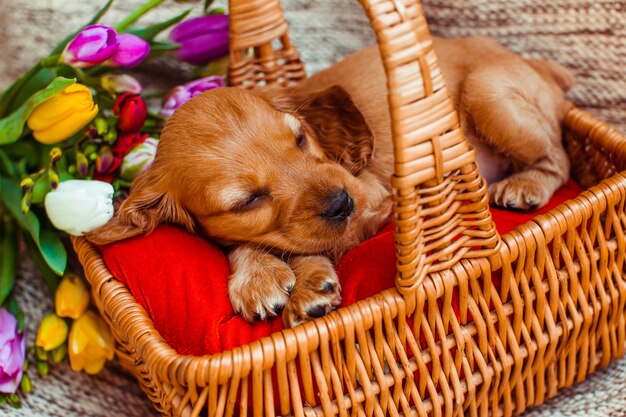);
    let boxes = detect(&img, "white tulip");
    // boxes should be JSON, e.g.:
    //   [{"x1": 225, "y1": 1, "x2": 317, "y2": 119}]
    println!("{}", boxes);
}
[{"x1": 45, "y1": 180, "x2": 114, "y2": 236}]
